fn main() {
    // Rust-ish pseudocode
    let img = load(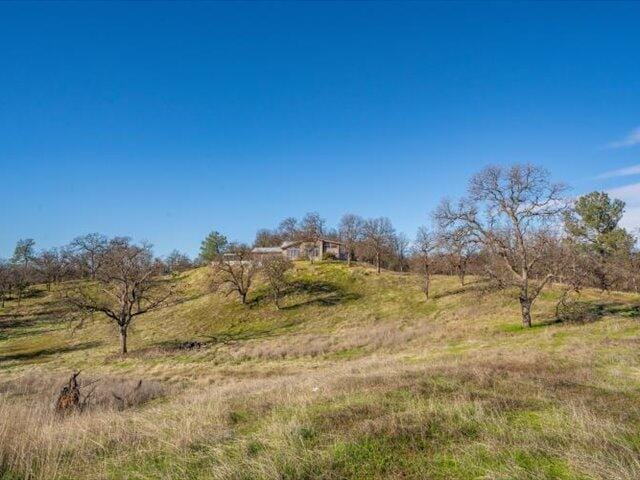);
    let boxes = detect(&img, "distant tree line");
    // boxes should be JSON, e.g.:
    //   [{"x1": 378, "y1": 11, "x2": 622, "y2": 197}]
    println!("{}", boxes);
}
[
  {"x1": 2, "y1": 162, "x2": 638, "y2": 338},
  {"x1": 0, "y1": 234, "x2": 192, "y2": 308}
]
